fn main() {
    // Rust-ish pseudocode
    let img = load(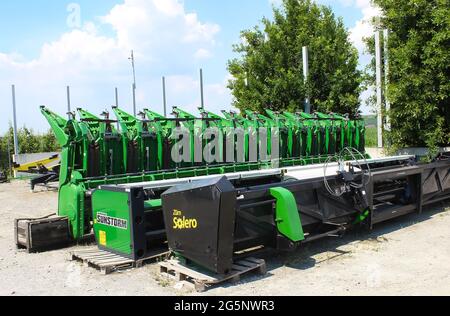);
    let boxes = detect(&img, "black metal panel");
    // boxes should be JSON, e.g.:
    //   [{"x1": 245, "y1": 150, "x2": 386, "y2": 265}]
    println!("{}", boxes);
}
[
  {"x1": 162, "y1": 177, "x2": 237, "y2": 274},
  {"x1": 30, "y1": 173, "x2": 59, "y2": 190},
  {"x1": 126, "y1": 141, "x2": 139, "y2": 173},
  {"x1": 128, "y1": 187, "x2": 148, "y2": 260},
  {"x1": 88, "y1": 143, "x2": 101, "y2": 177},
  {"x1": 368, "y1": 165, "x2": 423, "y2": 228},
  {"x1": 422, "y1": 159, "x2": 450, "y2": 205}
]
